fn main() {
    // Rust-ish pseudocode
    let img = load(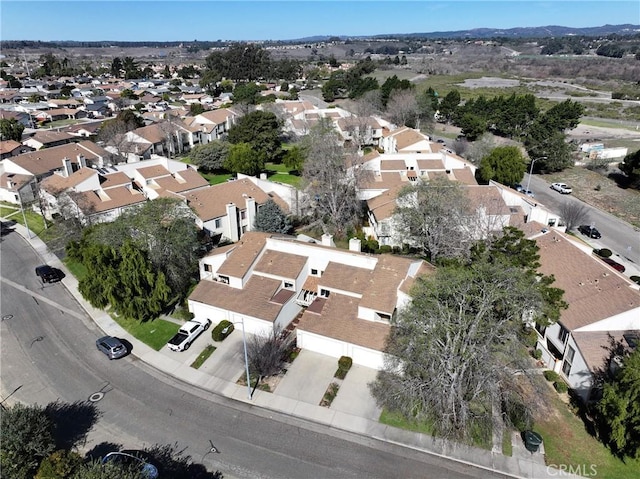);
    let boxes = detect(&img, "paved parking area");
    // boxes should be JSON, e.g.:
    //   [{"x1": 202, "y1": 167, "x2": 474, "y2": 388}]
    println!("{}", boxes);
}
[
  {"x1": 197, "y1": 331, "x2": 246, "y2": 382},
  {"x1": 276, "y1": 350, "x2": 338, "y2": 405},
  {"x1": 331, "y1": 364, "x2": 381, "y2": 421}
]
